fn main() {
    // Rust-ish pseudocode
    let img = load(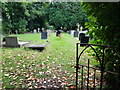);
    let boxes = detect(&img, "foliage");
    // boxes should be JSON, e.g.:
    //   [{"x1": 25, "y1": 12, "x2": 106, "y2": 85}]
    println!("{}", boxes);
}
[
  {"x1": 2, "y1": 2, "x2": 49, "y2": 34},
  {"x1": 2, "y1": 2, "x2": 27, "y2": 34},
  {"x1": 47, "y1": 2, "x2": 87, "y2": 30},
  {"x1": 83, "y1": 2, "x2": 120, "y2": 88},
  {"x1": 2, "y1": 2, "x2": 87, "y2": 34}
]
